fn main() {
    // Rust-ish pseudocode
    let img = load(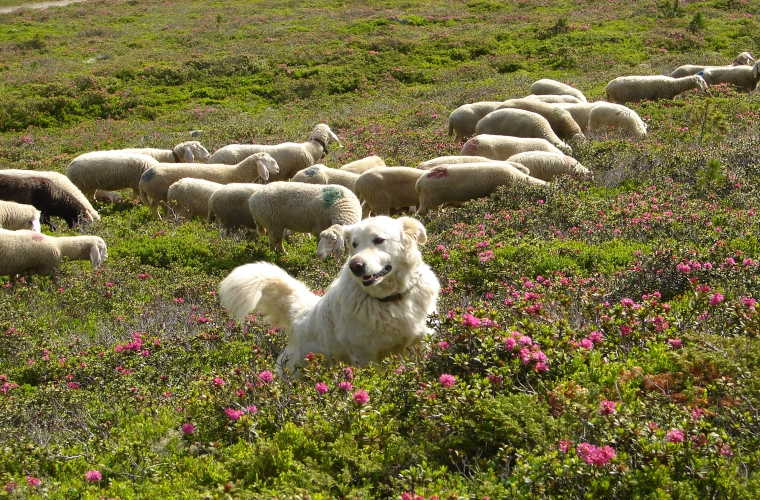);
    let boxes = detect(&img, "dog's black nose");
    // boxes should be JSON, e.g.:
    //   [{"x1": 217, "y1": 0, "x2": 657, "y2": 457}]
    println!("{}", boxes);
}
[{"x1": 349, "y1": 258, "x2": 366, "y2": 276}]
